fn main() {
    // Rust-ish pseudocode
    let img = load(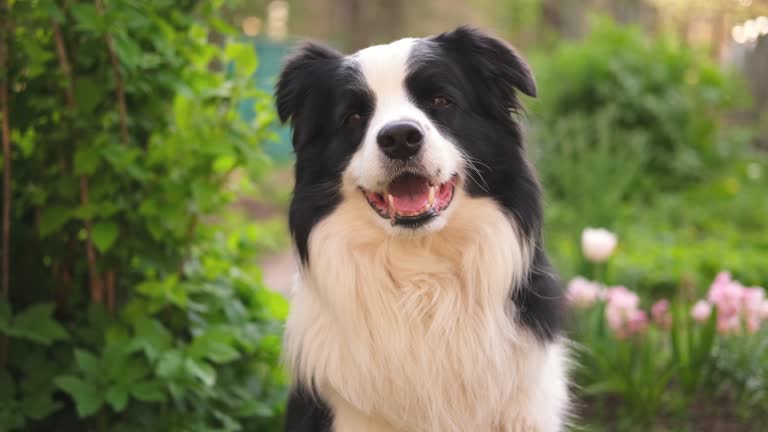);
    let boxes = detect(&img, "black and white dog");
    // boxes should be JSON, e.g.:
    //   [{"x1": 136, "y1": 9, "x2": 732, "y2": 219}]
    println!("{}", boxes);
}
[{"x1": 276, "y1": 27, "x2": 568, "y2": 432}]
